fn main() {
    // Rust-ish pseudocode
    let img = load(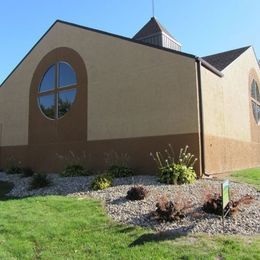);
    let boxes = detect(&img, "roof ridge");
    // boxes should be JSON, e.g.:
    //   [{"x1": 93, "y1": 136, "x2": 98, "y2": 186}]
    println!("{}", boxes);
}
[
  {"x1": 56, "y1": 19, "x2": 188, "y2": 56},
  {"x1": 133, "y1": 17, "x2": 178, "y2": 42},
  {"x1": 203, "y1": 46, "x2": 251, "y2": 59},
  {"x1": 151, "y1": 17, "x2": 175, "y2": 39}
]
